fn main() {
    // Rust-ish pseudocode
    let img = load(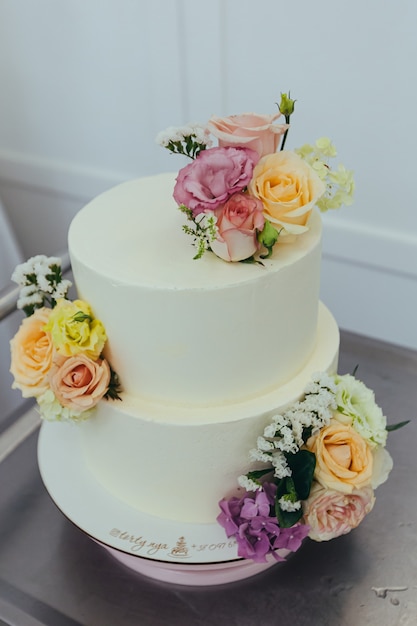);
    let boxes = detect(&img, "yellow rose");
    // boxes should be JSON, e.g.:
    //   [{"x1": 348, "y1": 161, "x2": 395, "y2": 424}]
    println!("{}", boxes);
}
[
  {"x1": 305, "y1": 419, "x2": 373, "y2": 493},
  {"x1": 44, "y1": 298, "x2": 106, "y2": 359},
  {"x1": 10, "y1": 307, "x2": 53, "y2": 397},
  {"x1": 248, "y1": 151, "x2": 325, "y2": 235}
]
